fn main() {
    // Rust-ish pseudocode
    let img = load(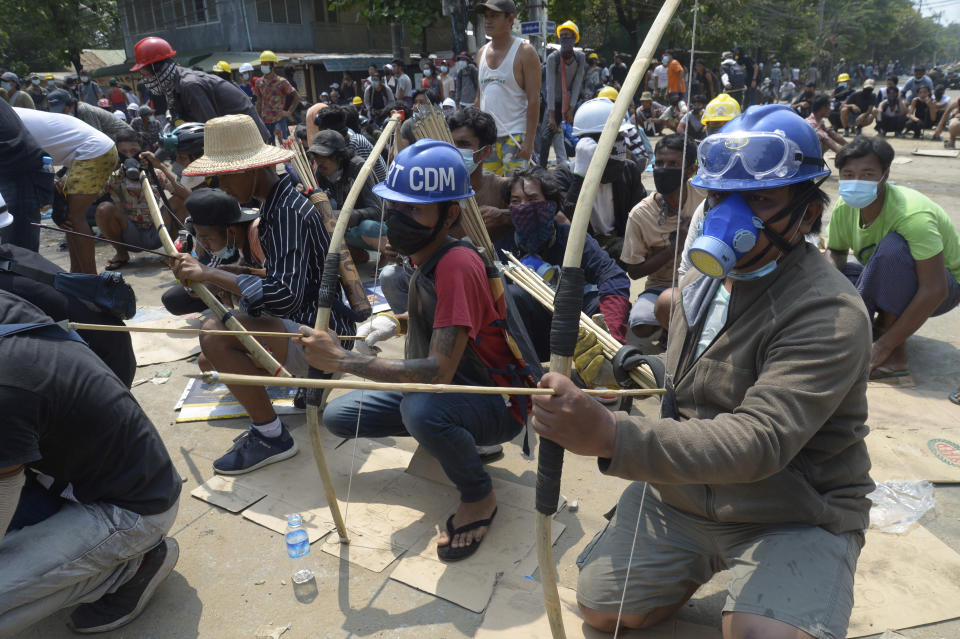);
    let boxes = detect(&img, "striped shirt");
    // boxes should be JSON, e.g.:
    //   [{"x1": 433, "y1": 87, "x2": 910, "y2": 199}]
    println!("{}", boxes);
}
[
  {"x1": 236, "y1": 175, "x2": 355, "y2": 339},
  {"x1": 348, "y1": 130, "x2": 387, "y2": 184}
]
